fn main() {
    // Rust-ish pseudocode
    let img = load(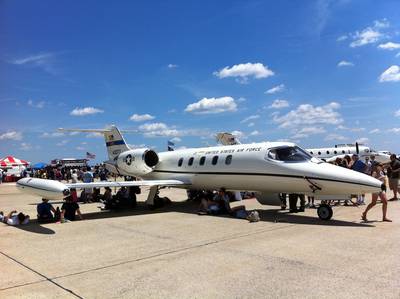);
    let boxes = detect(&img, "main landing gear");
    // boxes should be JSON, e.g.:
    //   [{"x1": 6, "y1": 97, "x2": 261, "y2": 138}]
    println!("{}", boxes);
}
[
  {"x1": 317, "y1": 204, "x2": 333, "y2": 220},
  {"x1": 146, "y1": 186, "x2": 171, "y2": 210}
]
